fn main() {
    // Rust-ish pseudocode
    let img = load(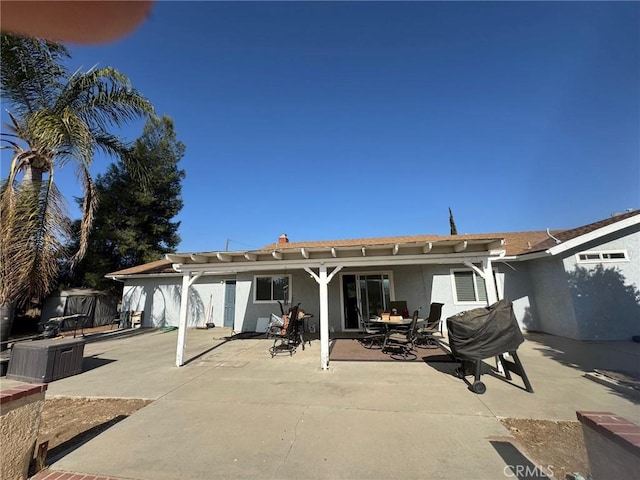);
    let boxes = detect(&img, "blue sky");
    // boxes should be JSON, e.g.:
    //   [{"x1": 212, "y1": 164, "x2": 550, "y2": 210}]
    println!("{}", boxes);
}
[{"x1": 6, "y1": 1, "x2": 640, "y2": 253}]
